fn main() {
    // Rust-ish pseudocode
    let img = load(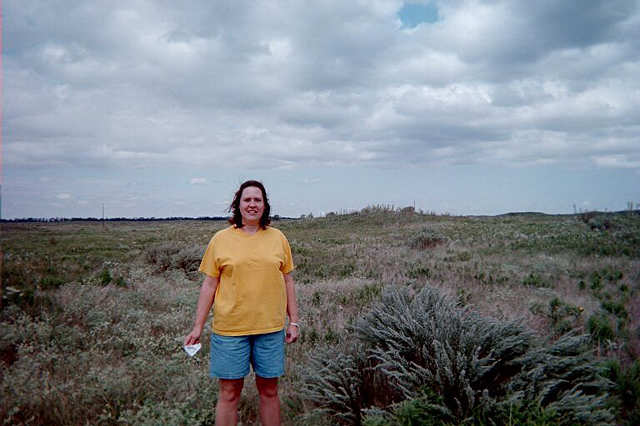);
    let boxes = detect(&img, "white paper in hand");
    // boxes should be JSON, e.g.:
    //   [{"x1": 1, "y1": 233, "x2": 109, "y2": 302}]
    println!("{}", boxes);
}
[{"x1": 184, "y1": 343, "x2": 201, "y2": 357}]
